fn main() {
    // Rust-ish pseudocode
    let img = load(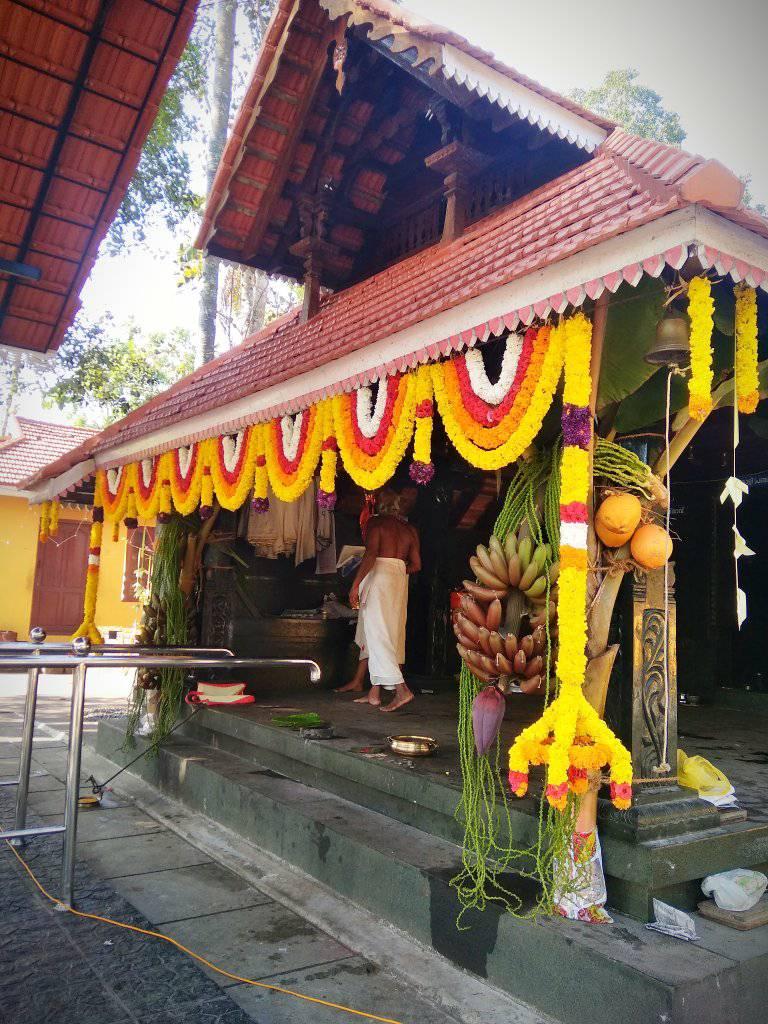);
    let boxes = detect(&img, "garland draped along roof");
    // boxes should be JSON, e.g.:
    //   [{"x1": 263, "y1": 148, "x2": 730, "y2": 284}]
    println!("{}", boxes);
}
[
  {"x1": 0, "y1": 0, "x2": 199, "y2": 355},
  {"x1": 81, "y1": 327, "x2": 566, "y2": 520}
]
